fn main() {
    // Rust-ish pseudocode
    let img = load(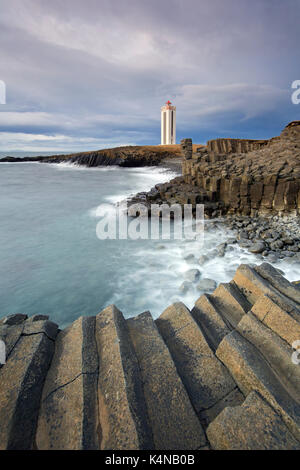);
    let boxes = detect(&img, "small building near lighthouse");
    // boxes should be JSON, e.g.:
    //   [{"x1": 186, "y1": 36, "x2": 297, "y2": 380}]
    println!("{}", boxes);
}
[{"x1": 161, "y1": 100, "x2": 176, "y2": 145}]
